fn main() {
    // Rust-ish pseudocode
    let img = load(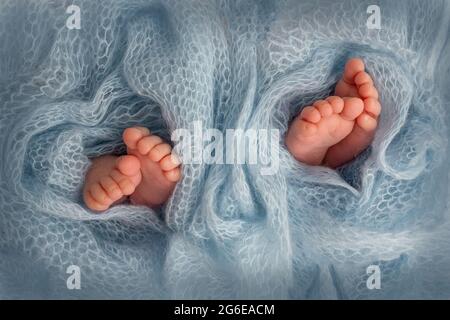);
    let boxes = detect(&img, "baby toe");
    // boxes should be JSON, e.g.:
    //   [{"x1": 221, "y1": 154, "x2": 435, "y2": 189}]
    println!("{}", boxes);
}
[
  {"x1": 123, "y1": 127, "x2": 150, "y2": 149},
  {"x1": 341, "y1": 97, "x2": 364, "y2": 121},
  {"x1": 343, "y1": 58, "x2": 365, "y2": 84},
  {"x1": 363, "y1": 97, "x2": 382, "y2": 118},
  {"x1": 354, "y1": 71, "x2": 373, "y2": 87},
  {"x1": 326, "y1": 96, "x2": 344, "y2": 113},
  {"x1": 300, "y1": 106, "x2": 321, "y2": 123},
  {"x1": 137, "y1": 135, "x2": 163, "y2": 155},
  {"x1": 116, "y1": 155, "x2": 140, "y2": 176},
  {"x1": 160, "y1": 153, "x2": 181, "y2": 171},
  {"x1": 356, "y1": 113, "x2": 378, "y2": 132},
  {"x1": 84, "y1": 190, "x2": 109, "y2": 212},
  {"x1": 313, "y1": 100, "x2": 333, "y2": 117},
  {"x1": 149, "y1": 143, "x2": 172, "y2": 162},
  {"x1": 163, "y1": 167, "x2": 182, "y2": 182},
  {"x1": 89, "y1": 183, "x2": 111, "y2": 206},
  {"x1": 100, "y1": 176, "x2": 123, "y2": 201},
  {"x1": 358, "y1": 83, "x2": 379, "y2": 99},
  {"x1": 110, "y1": 169, "x2": 138, "y2": 195}
]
